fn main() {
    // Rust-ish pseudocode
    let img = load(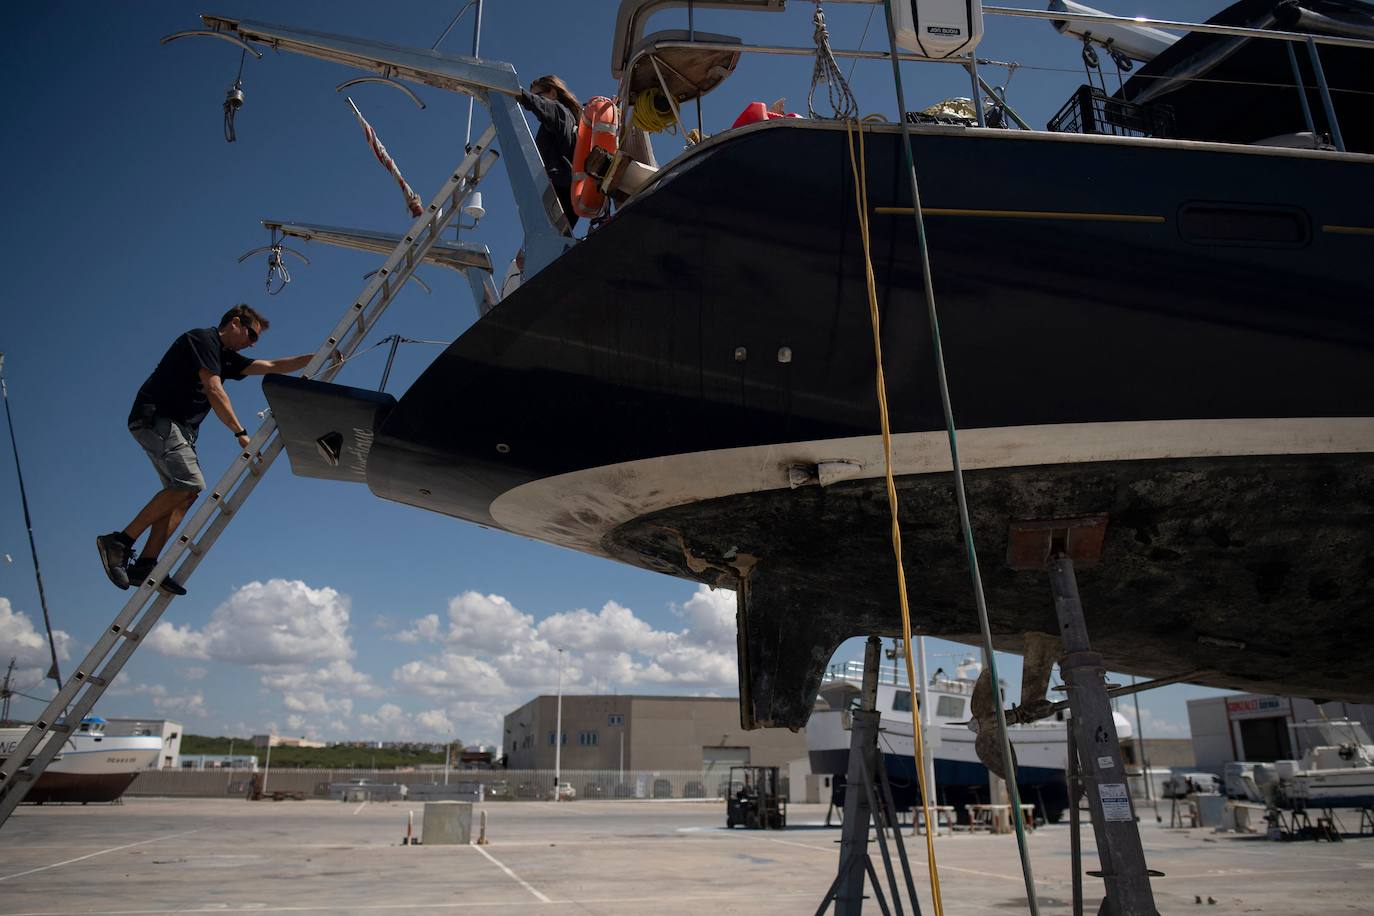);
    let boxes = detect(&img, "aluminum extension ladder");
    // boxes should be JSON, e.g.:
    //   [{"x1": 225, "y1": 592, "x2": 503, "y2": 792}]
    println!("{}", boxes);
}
[{"x1": 0, "y1": 123, "x2": 499, "y2": 828}]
